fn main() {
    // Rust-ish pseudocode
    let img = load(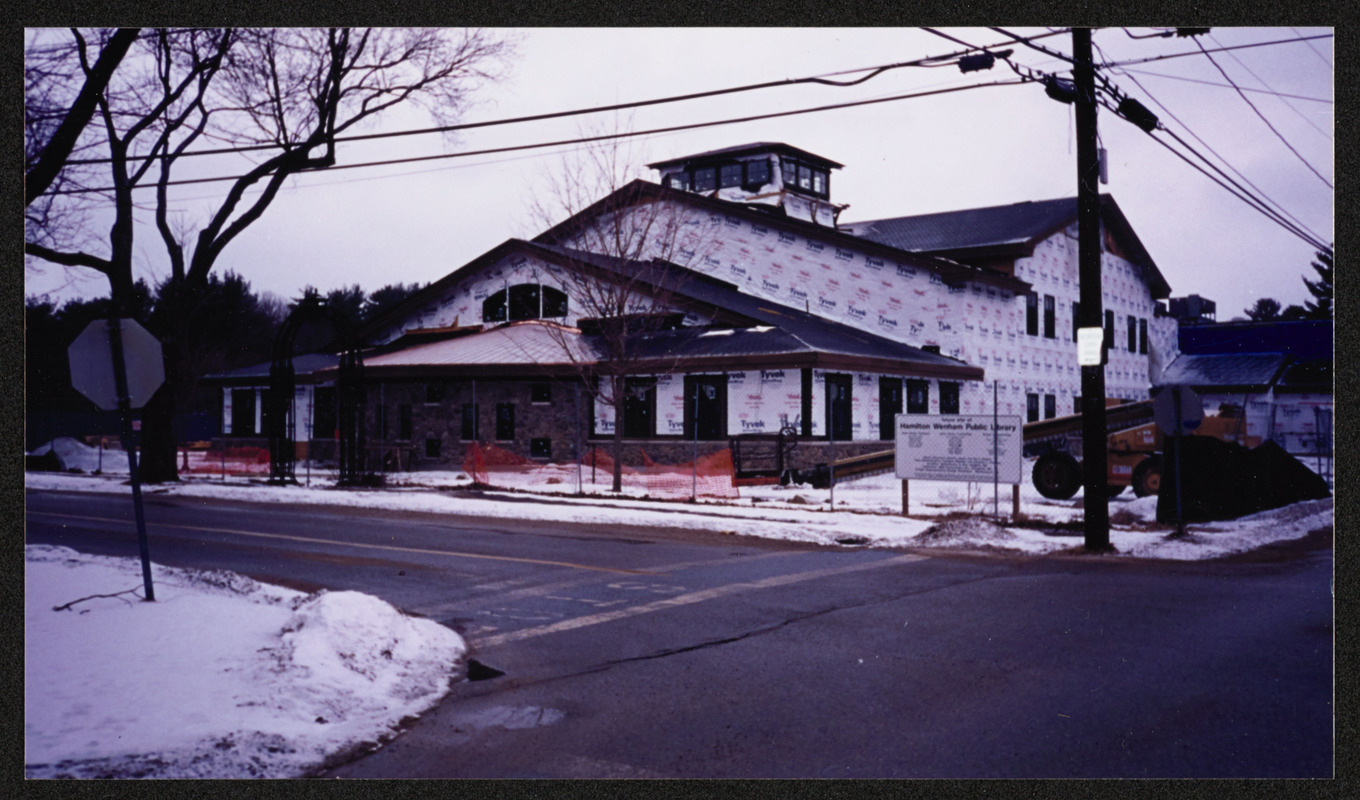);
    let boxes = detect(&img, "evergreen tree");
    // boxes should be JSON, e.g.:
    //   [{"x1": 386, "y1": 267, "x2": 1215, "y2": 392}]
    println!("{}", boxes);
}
[
  {"x1": 1301, "y1": 247, "x2": 1333, "y2": 320},
  {"x1": 1244, "y1": 297, "x2": 1282, "y2": 321}
]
